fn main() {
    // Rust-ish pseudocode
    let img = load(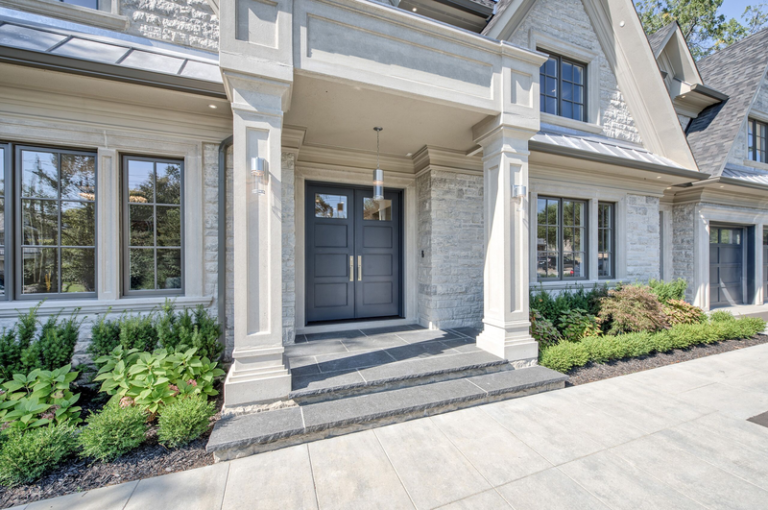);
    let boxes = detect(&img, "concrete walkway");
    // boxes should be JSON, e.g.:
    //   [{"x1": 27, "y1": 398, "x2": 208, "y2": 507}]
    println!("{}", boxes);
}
[{"x1": 11, "y1": 343, "x2": 768, "y2": 510}]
